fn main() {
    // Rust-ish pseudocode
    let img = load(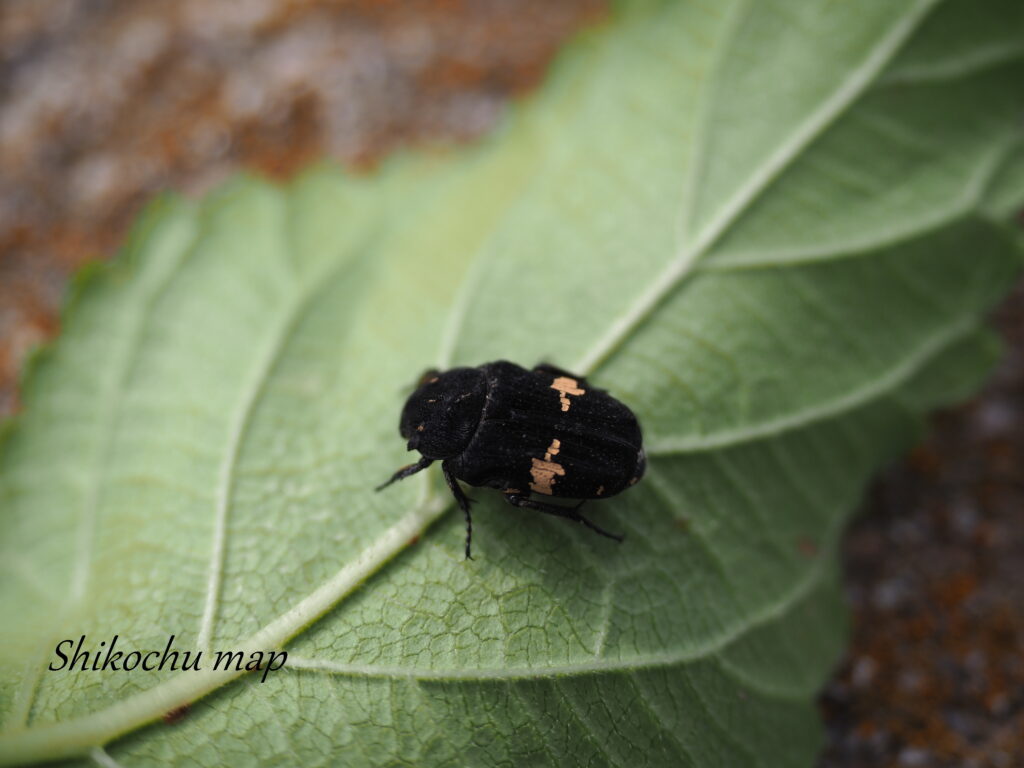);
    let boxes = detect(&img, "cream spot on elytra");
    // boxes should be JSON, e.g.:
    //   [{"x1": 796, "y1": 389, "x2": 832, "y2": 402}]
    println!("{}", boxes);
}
[
  {"x1": 550, "y1": 377, "x2": 584, "y2": 412},
  {"x1": 529, "y1": 438, "x2": 565, "y2": 495},
  {"x1": 529, "y1": 458, "x2": 564, "y2": 495}
]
